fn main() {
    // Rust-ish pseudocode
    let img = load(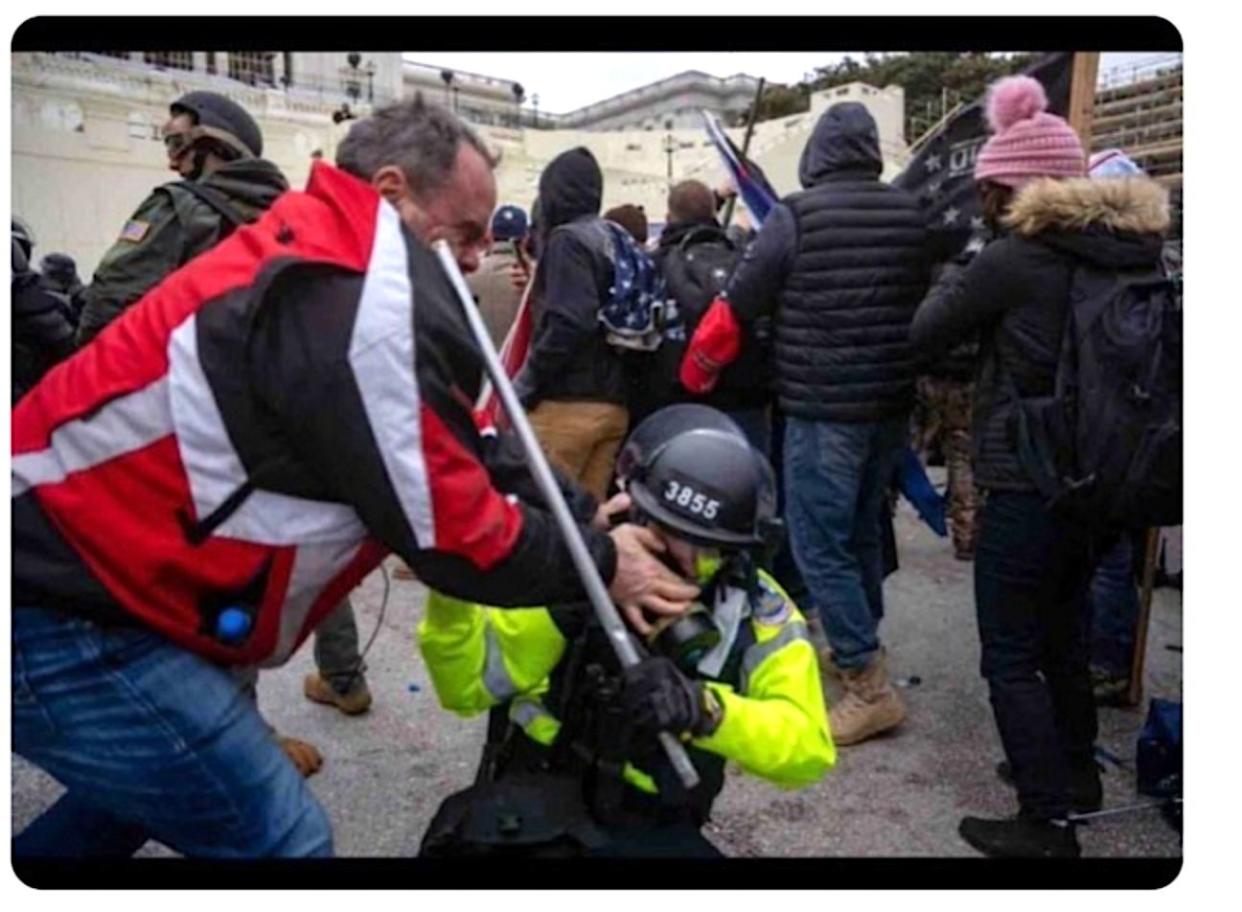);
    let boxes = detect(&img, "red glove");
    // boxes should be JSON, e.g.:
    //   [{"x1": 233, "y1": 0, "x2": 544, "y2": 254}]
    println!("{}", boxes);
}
[{"x1": 680, "y1": 298, "x2": 742, "y2": 395}]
